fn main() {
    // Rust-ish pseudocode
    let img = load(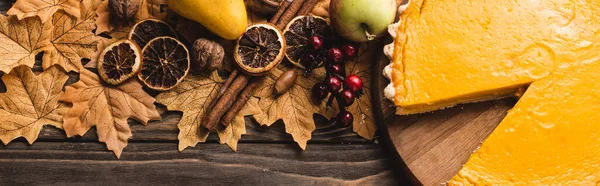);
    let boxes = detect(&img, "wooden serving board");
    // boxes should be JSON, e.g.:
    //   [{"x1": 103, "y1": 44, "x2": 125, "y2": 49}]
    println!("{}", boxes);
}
[{"x1": 371, "y1": 40, "x2": 518, "y2": 186}]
